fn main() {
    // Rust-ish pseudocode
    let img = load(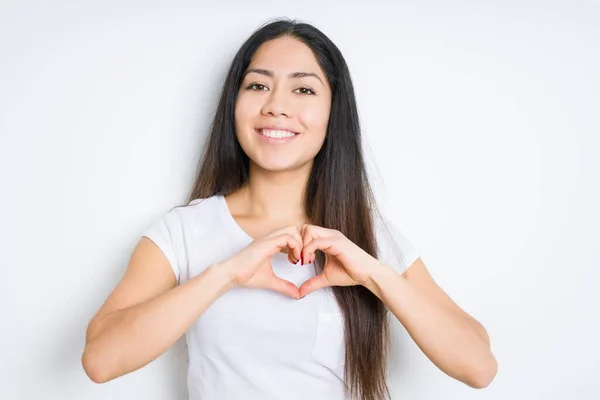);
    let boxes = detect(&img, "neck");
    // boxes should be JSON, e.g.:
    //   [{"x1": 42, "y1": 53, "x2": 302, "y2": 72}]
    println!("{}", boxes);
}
[{"x1": 236, "y1": 161, "x2": 313, "y2": 220}]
